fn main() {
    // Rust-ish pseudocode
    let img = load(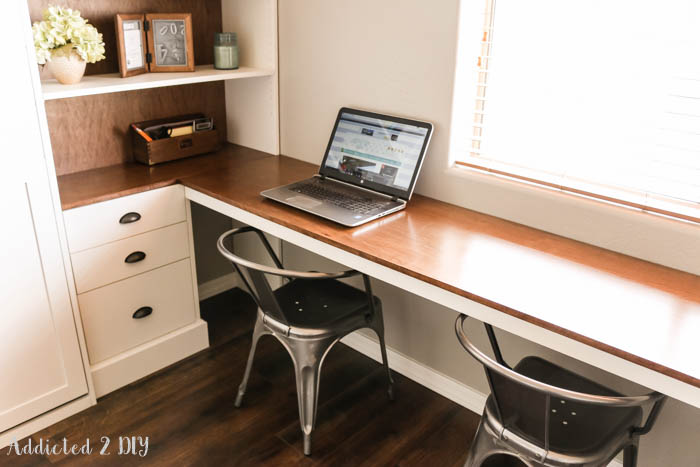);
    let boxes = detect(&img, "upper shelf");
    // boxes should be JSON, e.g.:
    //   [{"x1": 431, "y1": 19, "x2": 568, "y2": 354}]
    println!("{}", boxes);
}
[{"x1": 41, "y1": 64, "x2": 274, "y2": 100}]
